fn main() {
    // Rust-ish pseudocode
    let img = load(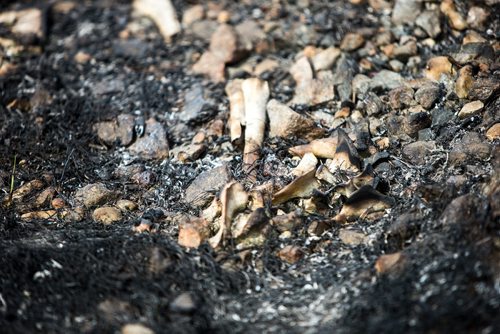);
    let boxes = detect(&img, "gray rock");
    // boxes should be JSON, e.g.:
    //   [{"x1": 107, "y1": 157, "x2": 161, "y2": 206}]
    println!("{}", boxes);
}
[
  {"x1": 370, "y1": 70, "x2": 405, "y2": 92},
  {"x1": 184, "y1": 164, "x2": 231, "y2": 208},
  {"x1": 128, "y1": 118, "x2": 169, "y2": 160},
  {"x1": 416, "y1": 10, "x2": 442, "y2": 38},
  {"x1": 74, "y1": 183, "x2": 114, "y2": 207},
  {"x1": 169, "y1": 292, "x2": 197, "y2": 313},
  {"x1": 418, "y1": 128, "x2": 435, "y2": 141},
  {"x1": 363, "y1": 92, "x2": 384, "y2": 116},
  {"x1": 431, "y1": 108, "x2": 454, "y2": 128},
  {"x1": 415, "y1": 84, "x2": 441, "y2": 110},
  {"x1": 388, "y1": 86, "x2": 415, "y2": 110},
  {"x1": 392, "y1": 0, "x2": 422, "y2": 26},
  {"x1": 180, "y1": 85, "x2": 215, "y2": 123},
  {"x1": 333, "y1": 54, "x2": 357, "y2": 101},
  {"x1": 339, "y1": 229, "x2": 367, "y2": 246},
  {"x1": 352, "y1": 74, "x2": 372, "y2": 99},
  {"x1": 402, "y1": 141, "x2": 436, "y2": 165}
]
